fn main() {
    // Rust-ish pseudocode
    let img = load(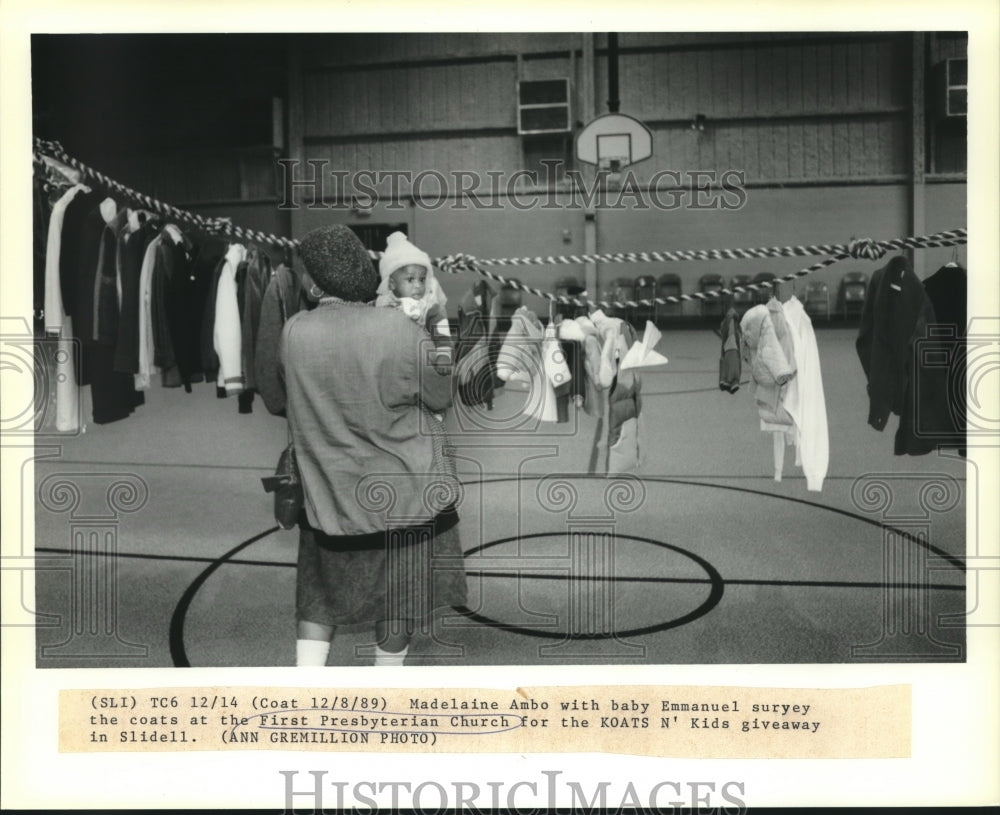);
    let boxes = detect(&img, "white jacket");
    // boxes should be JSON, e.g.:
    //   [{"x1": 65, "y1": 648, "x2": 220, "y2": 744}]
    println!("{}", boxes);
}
[
  {"x1": 214, "y1": 243, "x2": 248, "y2": 393},
  {"x1": 781, "y1": 296, "x2": 829, "y2": 491},
  {"x1": 44, "y1": 184, "x2": 87, "y2": 334},
  {"x1": 134, "y1": 235, "x2": 163, "y2": 391}
]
